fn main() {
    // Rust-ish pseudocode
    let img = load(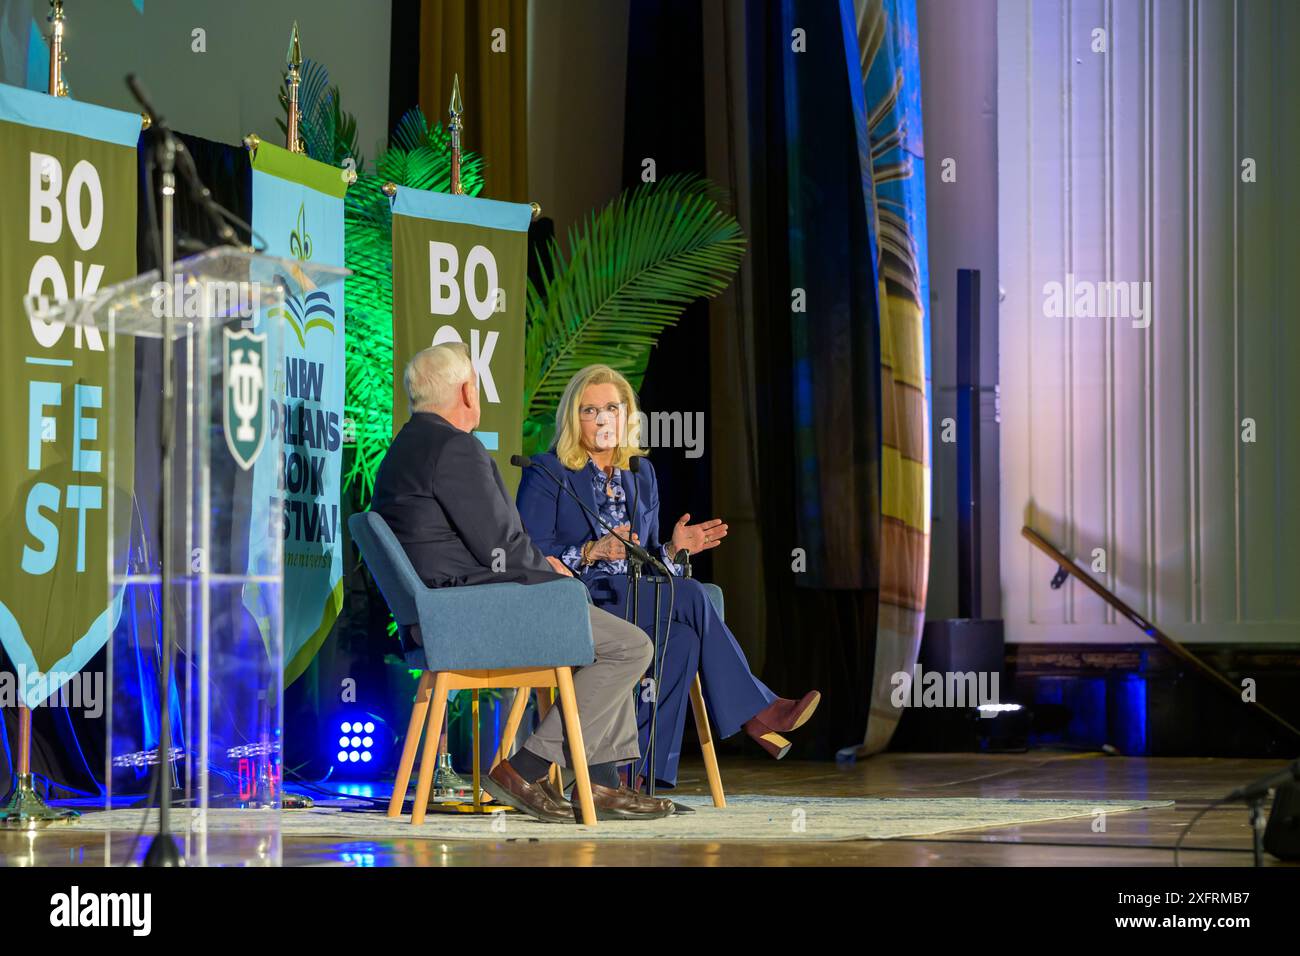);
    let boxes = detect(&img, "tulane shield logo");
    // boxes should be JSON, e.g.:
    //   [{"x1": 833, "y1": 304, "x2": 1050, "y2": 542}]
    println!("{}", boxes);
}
[{"x1": 223, "y1": 327, "x2": 268, "y2": 470}]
